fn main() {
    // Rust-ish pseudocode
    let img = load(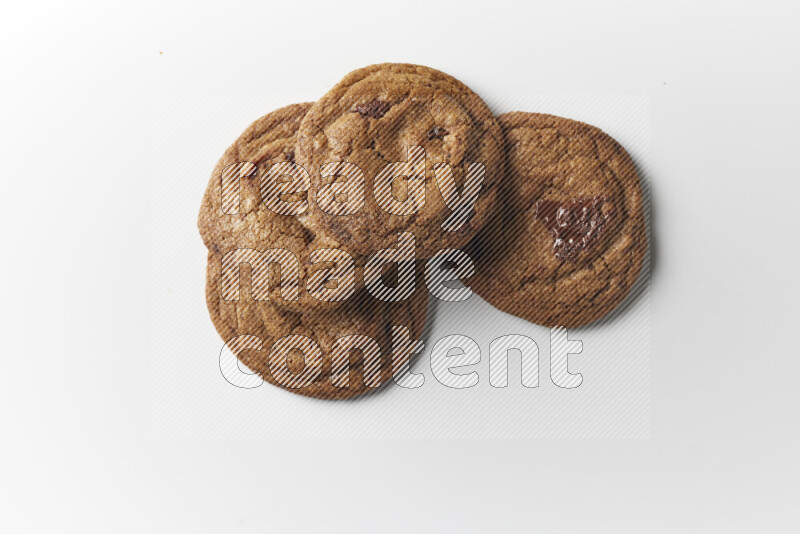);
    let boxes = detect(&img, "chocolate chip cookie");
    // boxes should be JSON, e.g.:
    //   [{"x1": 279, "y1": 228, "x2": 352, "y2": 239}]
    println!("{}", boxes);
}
[
  {"x1": 205, "y1": 252, "x2": 429, "y2": 400},
  {"x1": 295, "y1": 63, "x2": 503, "y2": 258},
  {"x1": 198, "y1": 103, "x2": 366, "y2": 312},
  {"x1": 468, "y1": 113, "x2": 647, "y2": 328}
]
